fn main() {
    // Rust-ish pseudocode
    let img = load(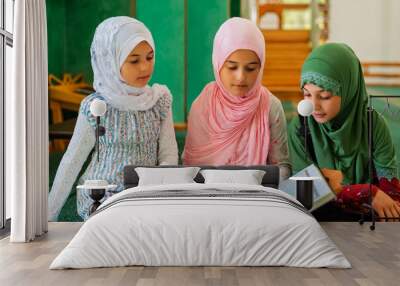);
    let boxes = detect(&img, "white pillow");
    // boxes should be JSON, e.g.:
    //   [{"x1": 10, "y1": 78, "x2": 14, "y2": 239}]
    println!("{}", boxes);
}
[
  {"x1": 135, "y1": 167, "x2": 201, "y2": 186},
  {"x1": 200, "y1": 169, "x2": 266, "y2": 185}
]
